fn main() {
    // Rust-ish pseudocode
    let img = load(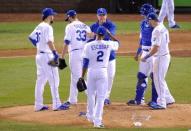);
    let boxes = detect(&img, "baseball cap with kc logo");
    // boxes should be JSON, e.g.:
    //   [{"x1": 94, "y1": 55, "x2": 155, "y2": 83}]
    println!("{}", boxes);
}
[
  {"x1": 97, "y1": 8, "x2": 107, "y2": 15},
  {"x1": 65, "y1": 10, "x2": 77, "y2": 21}
]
